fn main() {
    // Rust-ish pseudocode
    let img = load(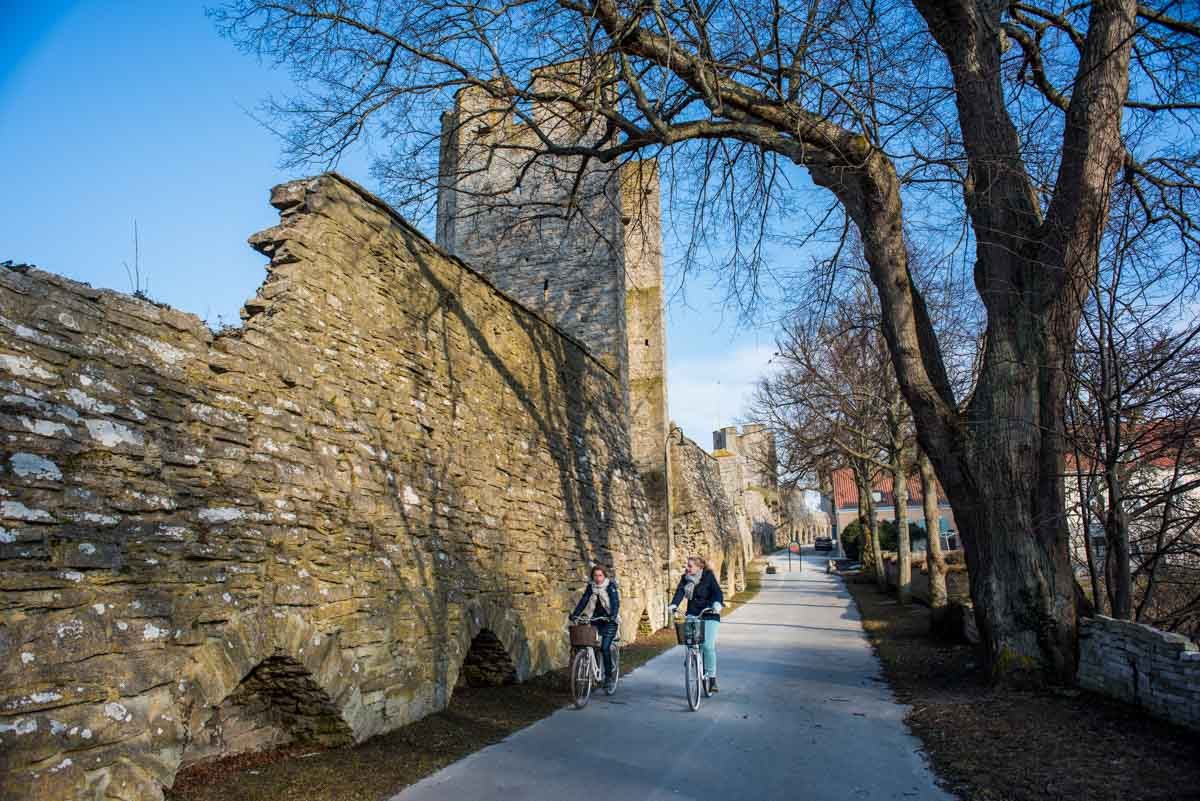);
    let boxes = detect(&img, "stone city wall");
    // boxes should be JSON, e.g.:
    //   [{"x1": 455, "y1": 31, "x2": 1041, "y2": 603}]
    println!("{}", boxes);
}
[
  {"x1": 0, "y1": 174, "x2": 665, "y2": 801},
  {"x1": 668, "y1": 431, "x2": 750, "y2": 593},
  {"x1": 1077, "y1": 616, "x2": 1200, "y2": 733}
]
